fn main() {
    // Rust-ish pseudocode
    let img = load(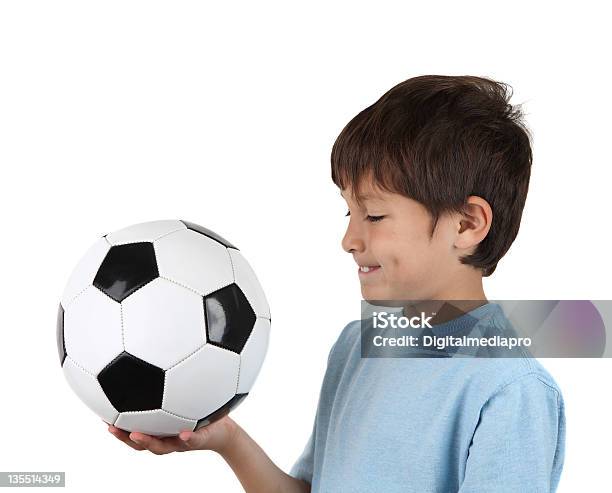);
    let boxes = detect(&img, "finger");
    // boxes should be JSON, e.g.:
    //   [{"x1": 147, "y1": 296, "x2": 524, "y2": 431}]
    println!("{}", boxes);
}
[
  {"x1": 109, "y1": 426, "x2": 146, "y2": 451},
  {"x1": 108, "y1": 426, "x2": 146, "y2": 451},
  {"x1": 129, "y1": 432, "x2": 185, "y2": 455},
  {"x1": 152, "y1": 435, "x2": 192, "y2": 452}
]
